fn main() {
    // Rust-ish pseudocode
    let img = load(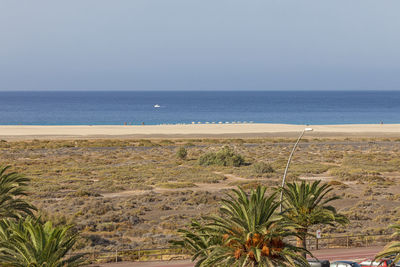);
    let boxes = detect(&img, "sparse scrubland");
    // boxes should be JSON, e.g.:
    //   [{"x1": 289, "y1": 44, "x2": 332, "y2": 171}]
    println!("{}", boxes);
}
[{"x1": 1, "y1": 137, "x2": 400, "y2": 255}]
